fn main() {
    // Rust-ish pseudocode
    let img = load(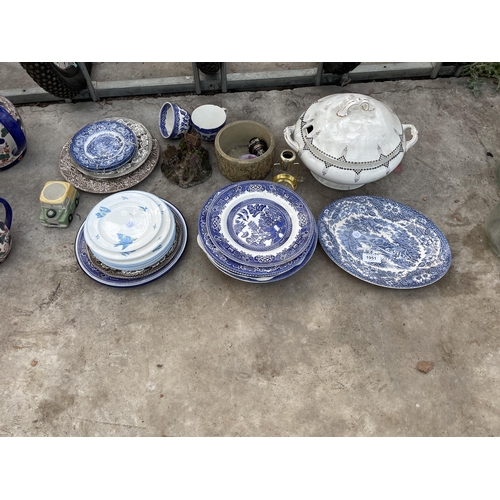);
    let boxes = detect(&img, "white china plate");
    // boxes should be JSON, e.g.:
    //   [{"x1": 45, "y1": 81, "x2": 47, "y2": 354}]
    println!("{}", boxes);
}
[
  {"x1": 85, "y1": 191, "x2": 163, "y2": 253},
  {"x1": 317, "y1": 196, "x2": 452, "y2": 289},
  {"x1": 206, "y1": 181, "x2": 315, "y2": 267},
  {"x1": 75, "y1": 199, "x2": 188, "y2": 288},
  {"x1": 84, "y1": 191, "x2": 175, "y2": 264}
]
